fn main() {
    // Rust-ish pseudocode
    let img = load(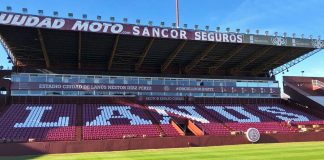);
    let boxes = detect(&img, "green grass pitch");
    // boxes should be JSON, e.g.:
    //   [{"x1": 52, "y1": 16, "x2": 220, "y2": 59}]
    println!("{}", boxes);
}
[{"x1": 1, "y1": 141, "x2": 324, "y2": 160}]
